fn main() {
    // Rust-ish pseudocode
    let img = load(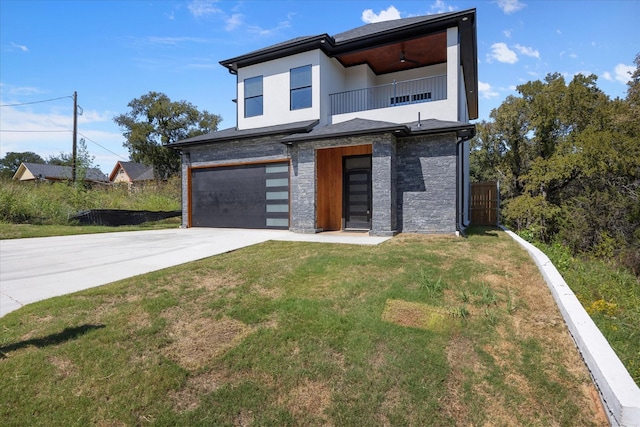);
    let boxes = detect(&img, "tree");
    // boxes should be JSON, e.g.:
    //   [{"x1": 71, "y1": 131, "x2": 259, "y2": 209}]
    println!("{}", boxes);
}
[
  {"x1": 0, "y1": 151, "x2": 45, "y2": 178},
  {"x1": 114, "y1": 92, "x2": 221, "y2": 179},
  {"x1": 47, "y1": 138, "x2": 96, "y2": 177},
  {"x1": 475, "y1": 56, "x2": 640, "y2": 273}
]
